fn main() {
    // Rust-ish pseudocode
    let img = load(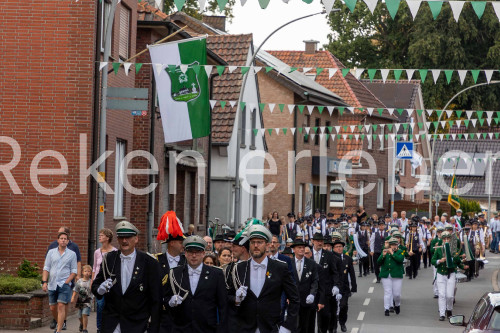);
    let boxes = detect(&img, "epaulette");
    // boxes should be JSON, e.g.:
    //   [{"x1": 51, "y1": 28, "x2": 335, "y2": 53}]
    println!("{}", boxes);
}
[
  {"x1": 212, "y1": 265, "x2": 223, "y2": 270},
  {"x1": 148, "y1": 252, "x2": 161, "y2": 260},
  {"x1": 273, "y1": 258, "x2": 286, "y2": 264}
]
